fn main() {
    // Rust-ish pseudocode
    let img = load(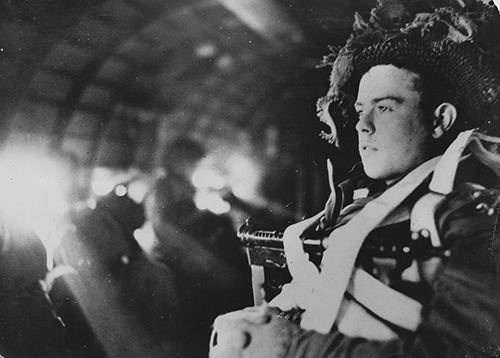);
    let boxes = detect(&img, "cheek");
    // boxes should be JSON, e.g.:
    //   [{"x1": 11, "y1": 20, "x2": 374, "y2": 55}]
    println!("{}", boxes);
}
[
  {"x1": 382, "y1": 114, "x2": 429, "y2": 147},
  {"x1": 375, "y1": 122, "x2": 412, "y2": 153},
  {"x1": 407, "y1": 116, "x2": 432, "y2": 147}
]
